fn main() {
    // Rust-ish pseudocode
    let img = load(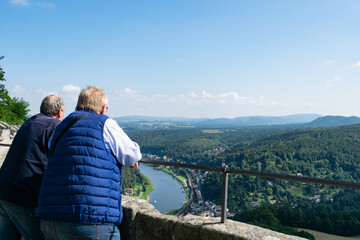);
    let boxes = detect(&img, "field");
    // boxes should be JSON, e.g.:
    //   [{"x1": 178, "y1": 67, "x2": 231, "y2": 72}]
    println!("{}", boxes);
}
[{"x1": 299, "y1": 229, "x2": 360, "y2": 240}]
